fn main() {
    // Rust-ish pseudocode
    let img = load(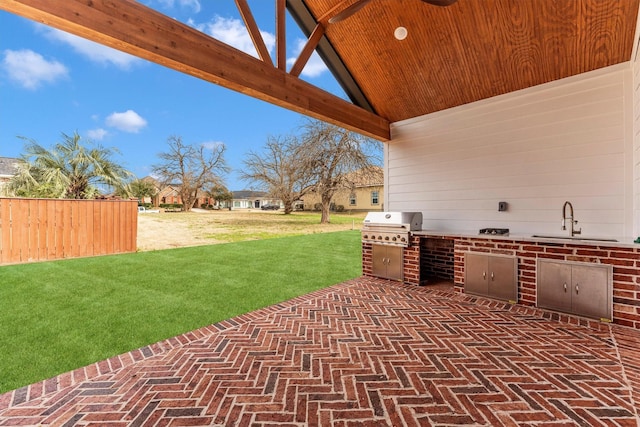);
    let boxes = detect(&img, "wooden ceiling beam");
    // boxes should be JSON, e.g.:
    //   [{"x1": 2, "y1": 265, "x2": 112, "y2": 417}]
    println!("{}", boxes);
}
[{"x1": 0, "y1": 0, "x2": 390, "y2": 141}]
